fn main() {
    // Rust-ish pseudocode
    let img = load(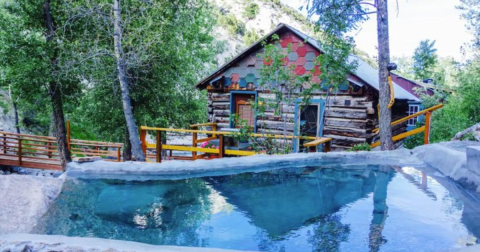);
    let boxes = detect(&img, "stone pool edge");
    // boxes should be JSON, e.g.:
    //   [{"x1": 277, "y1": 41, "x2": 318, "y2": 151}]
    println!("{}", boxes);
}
[
  {"x1": 66, "y1": 148, "x2": 424, "y2": 180},
  {"x1": 0, "y1": 233, "x2": 256, "y2": 252}
]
